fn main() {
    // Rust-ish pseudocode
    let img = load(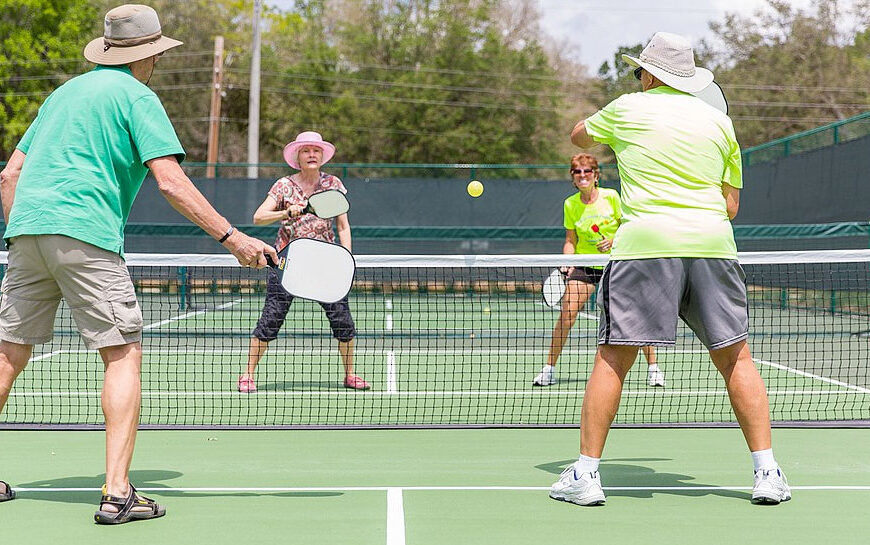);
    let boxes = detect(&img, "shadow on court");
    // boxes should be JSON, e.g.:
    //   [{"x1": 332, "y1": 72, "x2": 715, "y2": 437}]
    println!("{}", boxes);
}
[
  {"x1": 257, "y1": 381, "x2": 347, "y2": 391},
  {"x1": 536, "y1": 458, "x2": 750, "y2": 501},
  {"x1": 13, "y1": 469, "x2": 342, "y2": 505}
]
